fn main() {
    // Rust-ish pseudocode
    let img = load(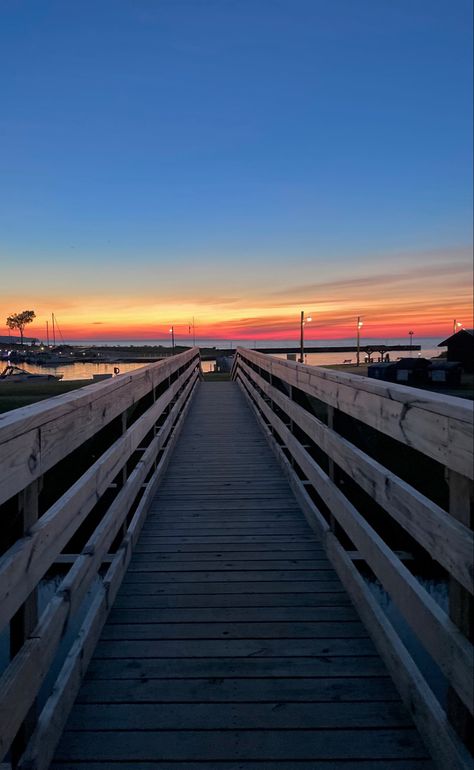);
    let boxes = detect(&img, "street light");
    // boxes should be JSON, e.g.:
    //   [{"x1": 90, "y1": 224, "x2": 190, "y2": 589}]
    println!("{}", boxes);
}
[
  {"x1": 356, "y1": 317, "x2": 363, "y2": 366},
  {"x1": 169, "y1": 326, "x2": 175, "y2": 355},
  {"x1": 408, "y1": 330, "x2": 414, "y2": 356},
  {"x1": 188, "y1": 317, "x2": 196, "y2": 347},
  {"x1": 453, "y1": 320, "x2": 462, "y2": 335},
  {"x1": 299, "y1": 311, "x2": 312, "y2": 364}
]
